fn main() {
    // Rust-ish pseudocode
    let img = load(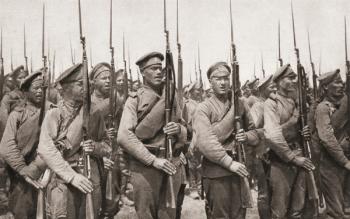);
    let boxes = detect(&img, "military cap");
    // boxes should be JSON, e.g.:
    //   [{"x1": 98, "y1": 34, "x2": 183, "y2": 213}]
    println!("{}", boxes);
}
[
  {"x1": 247, "y1": 78, "x2": 259, "y2": 88},
  {"x1": 258, "y1": 75, "x2": 273, "y2": 89},
  {"x1": 241, "y1": 80, "x2": 250, "y2": 90},
  {"x1": 272, "y1": 64, "x2": 294, "y2": 82},
  {"x1": 318, "y1": 69, "x2": 340, "y2": 86},
  {"x1": 135, "y1": 52, "x2": 164, "y2": 70},
  {"x1": 20, "y1": 70, "x2": 43, "y2": 91},
  {"x1": 89, "y1": 62, "x2": 111, "y2": 80},
  {"x1": 115, "y1": 69, "x2": 125, "y2": 78},
  {"x1": 10, "y1": 65, "x2": 25, "y2": 79},
  {"x1": 56, "y1": 63, "x2": 83, "y2": 85},
  {"x1": 206, "y1": 62, "x2": 231, "y2": 79}
]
